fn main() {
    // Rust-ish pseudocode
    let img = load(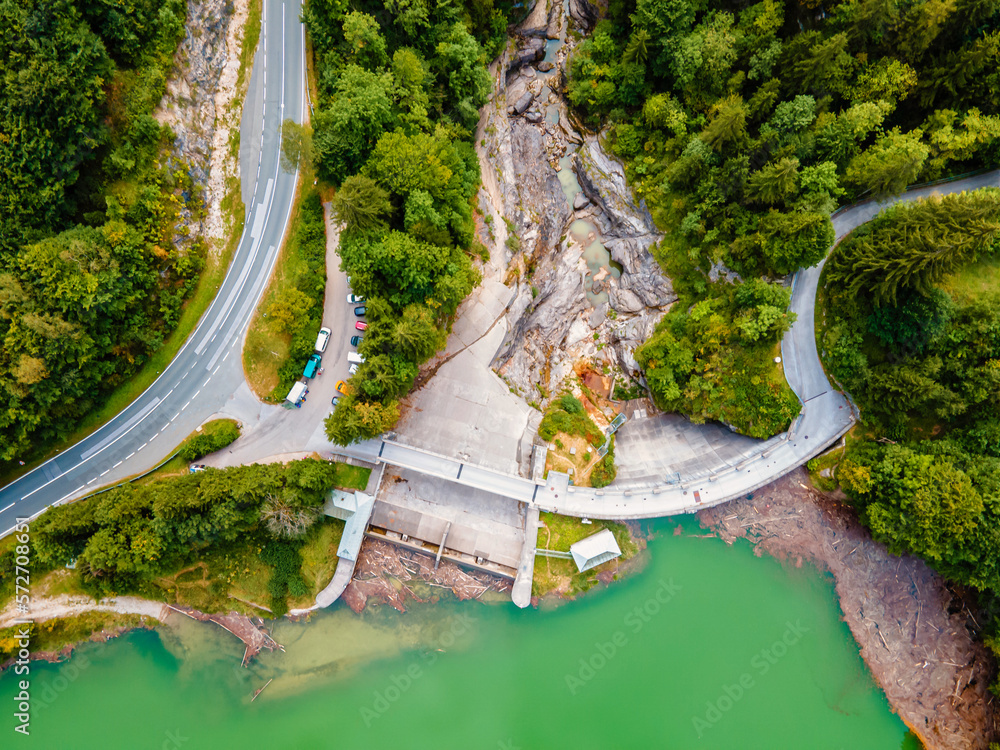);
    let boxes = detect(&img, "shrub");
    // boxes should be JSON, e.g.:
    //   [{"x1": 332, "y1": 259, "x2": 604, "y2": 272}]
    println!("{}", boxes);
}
[{"x1": 179, "y1": 421, "x2": 240, "y2": 461}]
